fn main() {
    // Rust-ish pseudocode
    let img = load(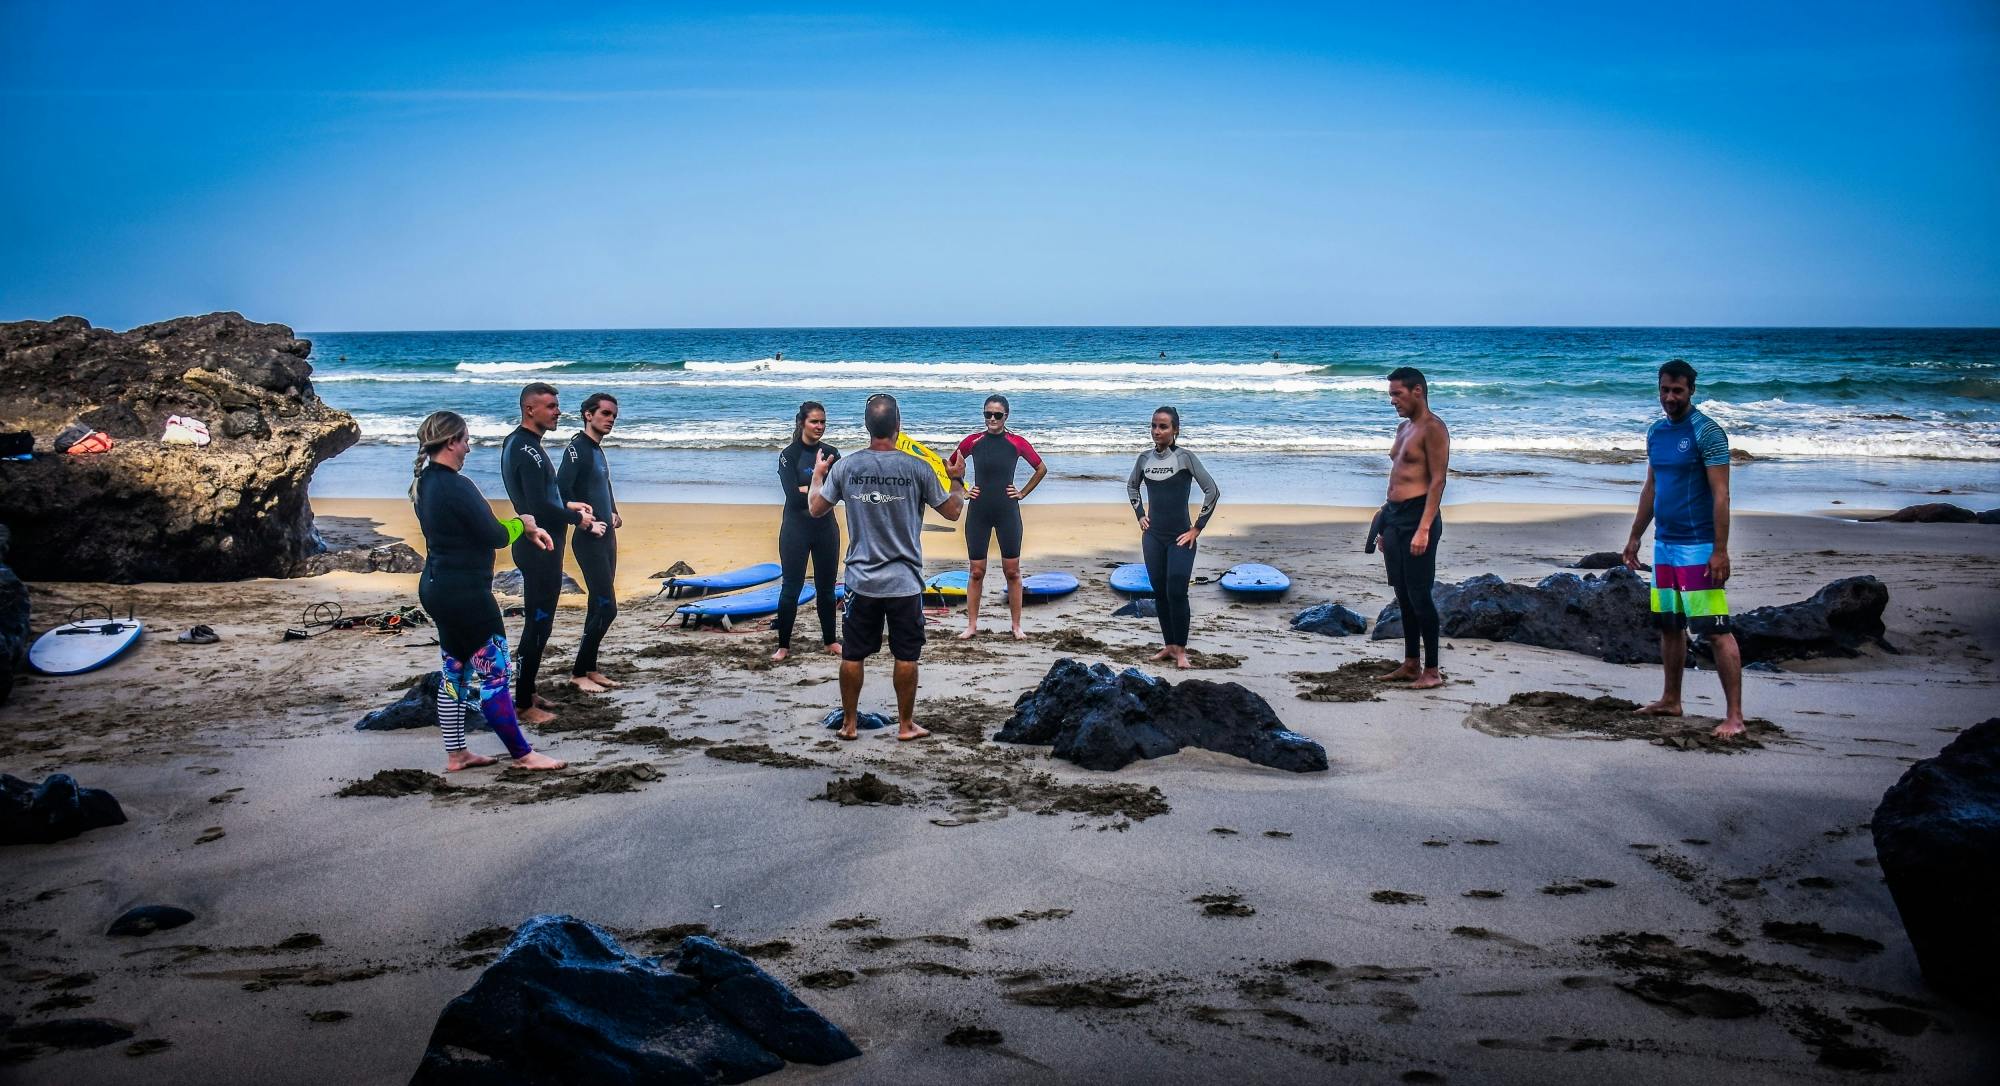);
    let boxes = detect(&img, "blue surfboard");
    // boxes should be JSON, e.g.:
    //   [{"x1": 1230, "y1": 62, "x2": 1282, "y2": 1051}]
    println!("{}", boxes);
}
[
  {"x1": 1022, "y1": 572, "x2": 1080, "y2": 598},
  {"x1": 1220, "y1": 563, "x2": 1291, "y2": 596},
  {"x1": 923, "y1": 570, "x2": 970, "y2": 599},
  {"x1": 29, "y1": 619, "x2": 145, "y2": 675},
  {"x1": 666, "y1": 562, "x2": 782, "y2": 599},
  {"x1": 676, "y1": 583, "x2": 846, "y2": 627},
  {"x1": 1109, "y1": 563, "x2": 1153, "y2": 596}
]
